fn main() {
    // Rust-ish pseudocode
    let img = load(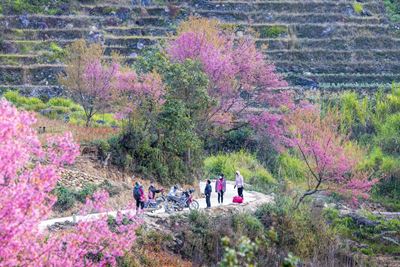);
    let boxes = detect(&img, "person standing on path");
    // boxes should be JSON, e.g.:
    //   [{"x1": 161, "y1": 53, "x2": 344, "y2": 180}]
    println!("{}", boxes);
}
[
  {"x1": 133, "y1": 182, "x2": 145, "y2": 213},
  {"x1": 215, "y1": 174, "x2": 226, "y2": 204},
  {"x1": 234, "y1": 171, "x2": 244, "y2": 198},
  {"x1": 204, "y1": 179, "x2": 212, "y2": 209},
  {"x1": 148, "y1": 180, "x2": 162, "y2": 201}
]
